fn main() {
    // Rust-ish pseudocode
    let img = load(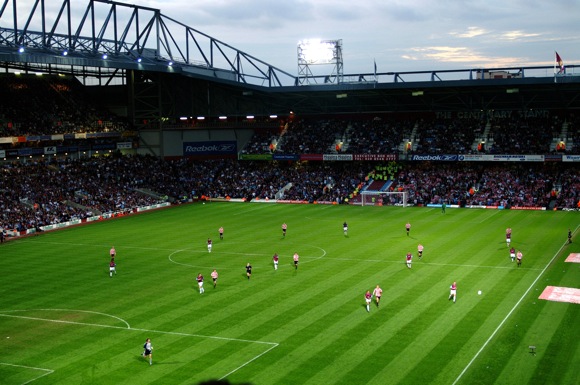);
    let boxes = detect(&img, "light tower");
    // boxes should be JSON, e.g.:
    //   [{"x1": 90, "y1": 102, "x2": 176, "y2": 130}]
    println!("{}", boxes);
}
[{"x1": 297, "y1": 39, "x2": 343, "y2": 85}]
